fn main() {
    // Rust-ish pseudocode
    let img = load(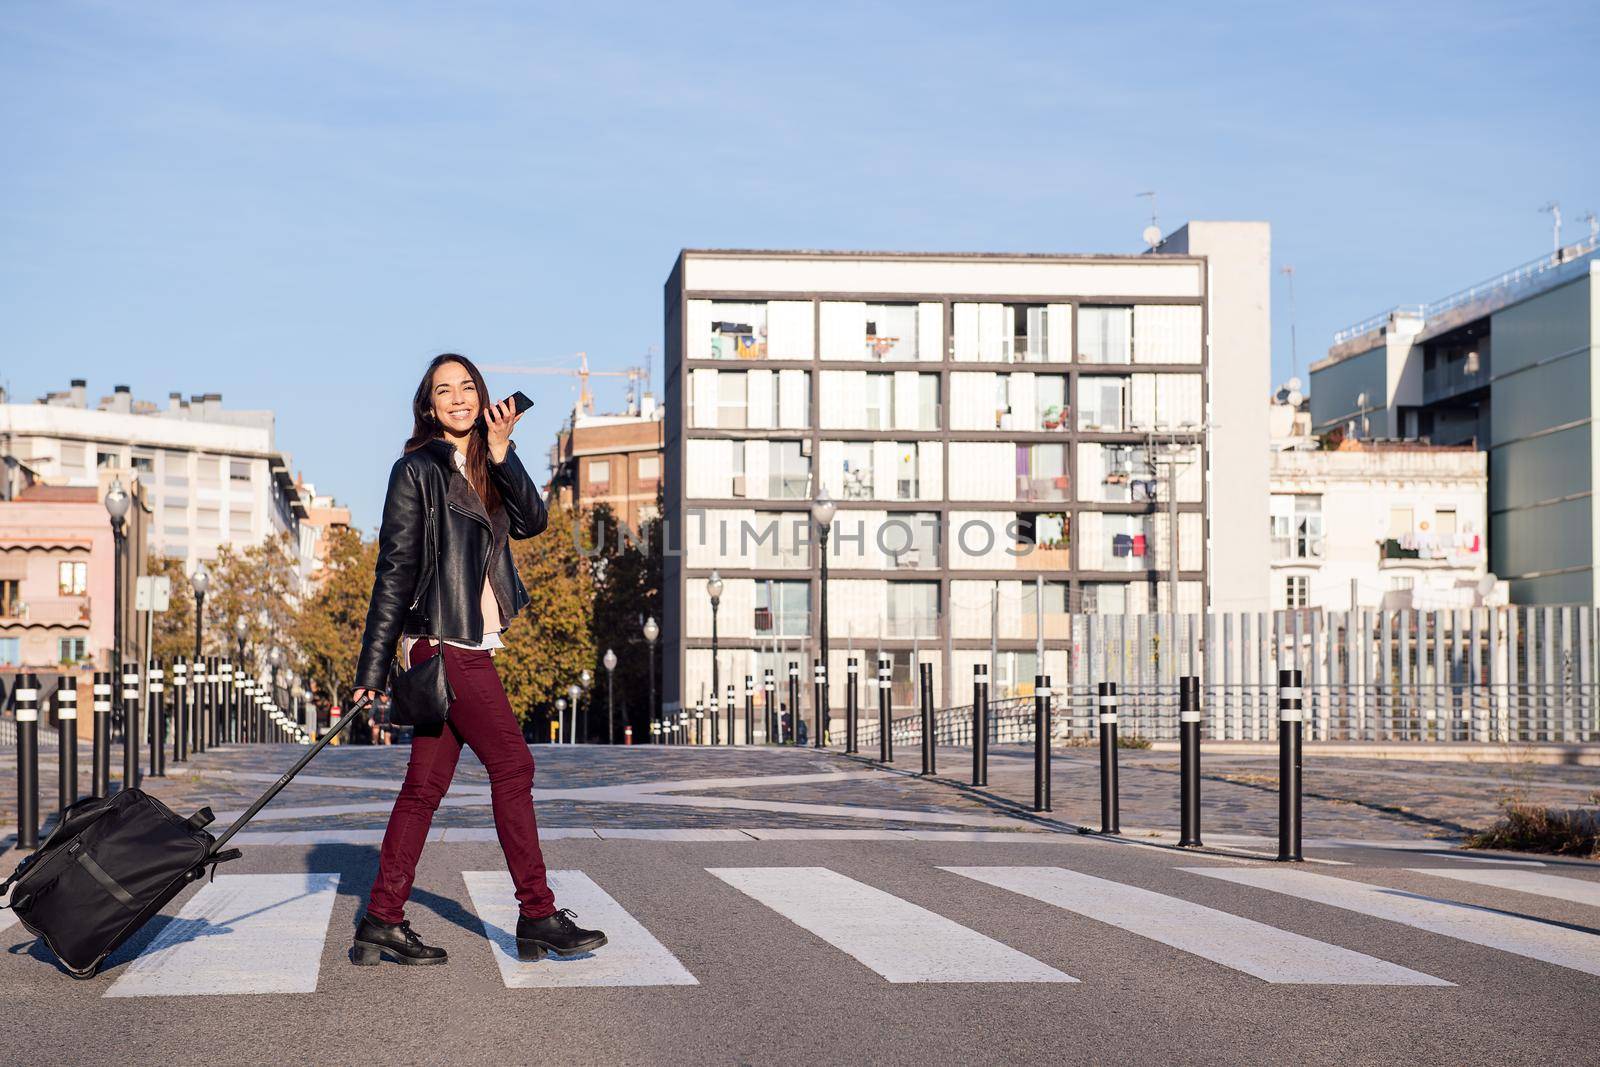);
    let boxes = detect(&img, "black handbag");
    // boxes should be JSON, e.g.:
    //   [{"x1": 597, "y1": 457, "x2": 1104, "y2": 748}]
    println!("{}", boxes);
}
[{"x1": 389, "y1": 504, "x2": 455, "y2": 728}]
